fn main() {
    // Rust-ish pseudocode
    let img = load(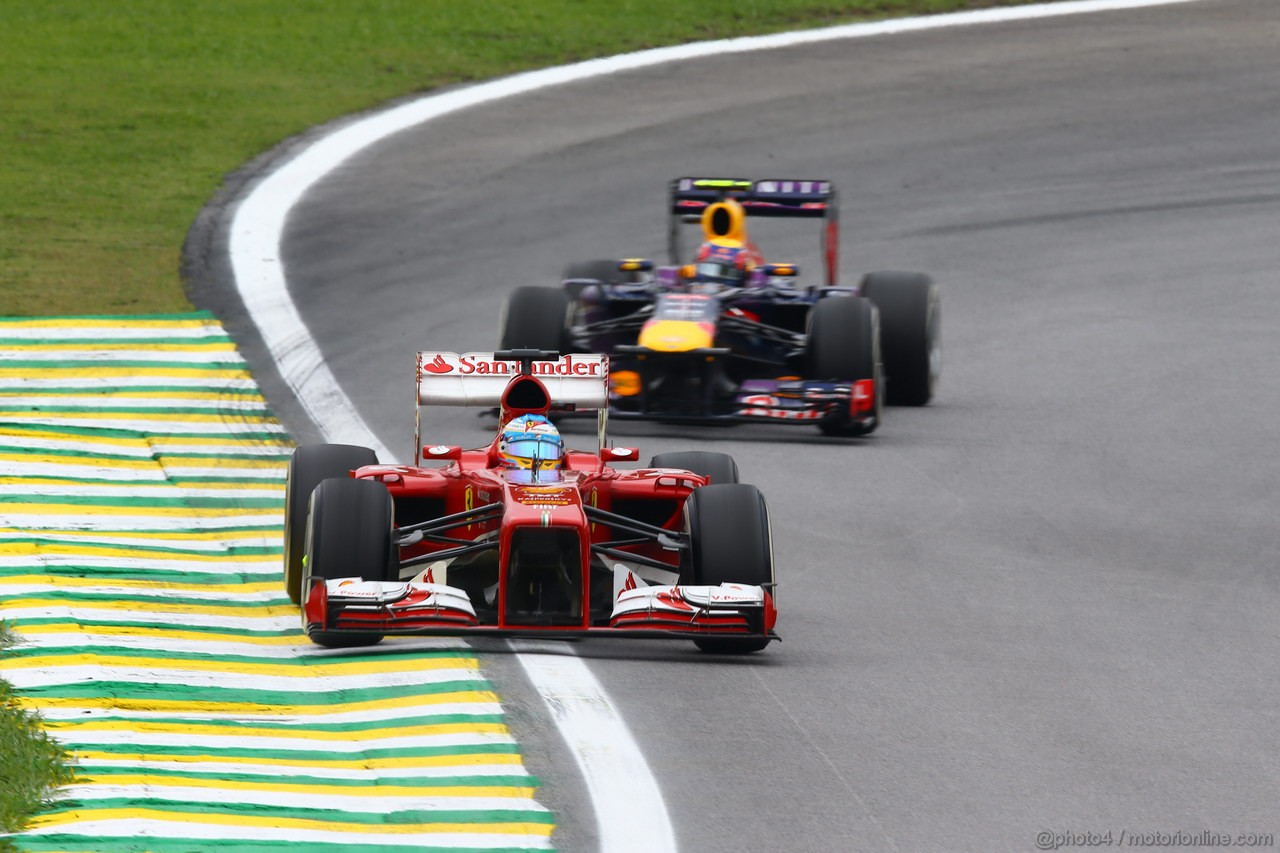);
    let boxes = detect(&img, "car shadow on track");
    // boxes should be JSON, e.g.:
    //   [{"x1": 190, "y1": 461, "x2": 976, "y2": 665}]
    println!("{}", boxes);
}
[{"x1": 461, "y1": 636, "x2": 785, "y2": 666}]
